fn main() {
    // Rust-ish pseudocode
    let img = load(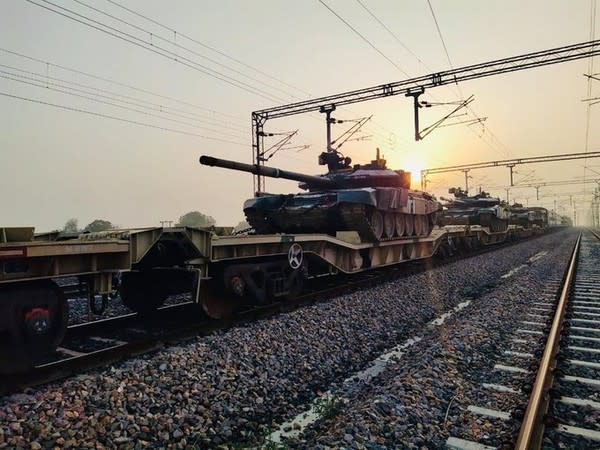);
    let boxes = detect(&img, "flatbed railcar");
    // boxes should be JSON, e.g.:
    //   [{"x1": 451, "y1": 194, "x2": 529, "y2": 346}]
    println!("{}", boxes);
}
[{"x1": 0, "y1": 222, "x2": 549, "y2": 373}]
